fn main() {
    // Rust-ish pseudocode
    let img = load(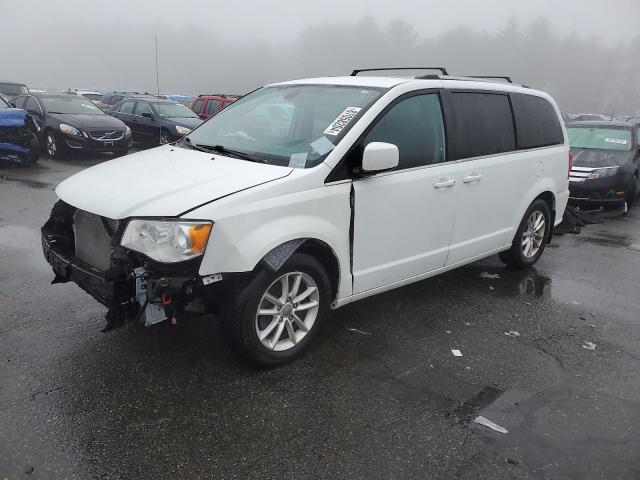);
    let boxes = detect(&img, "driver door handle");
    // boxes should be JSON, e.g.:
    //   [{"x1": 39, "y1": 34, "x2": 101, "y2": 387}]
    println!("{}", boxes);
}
[
  {"x1": 433, "y1": 179, "x2": 455, "y2": 189},
  {"x1": 463, "y1": 174, "x2": 483, "y2": 183}
]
